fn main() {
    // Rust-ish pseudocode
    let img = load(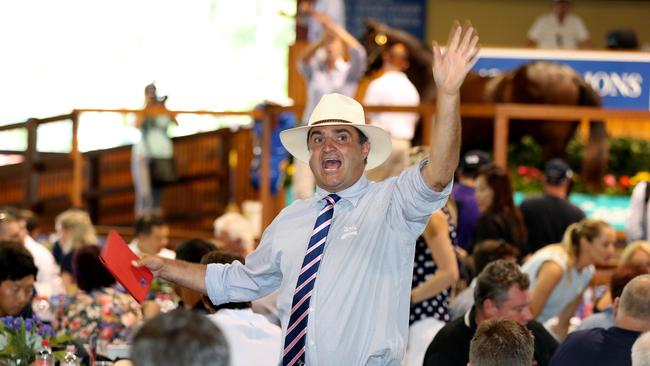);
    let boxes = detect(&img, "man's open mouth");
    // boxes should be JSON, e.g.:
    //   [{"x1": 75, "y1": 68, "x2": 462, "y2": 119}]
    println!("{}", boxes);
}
[{"x1": 322, "y1": 159, "x2": 342, "y2": 171}]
